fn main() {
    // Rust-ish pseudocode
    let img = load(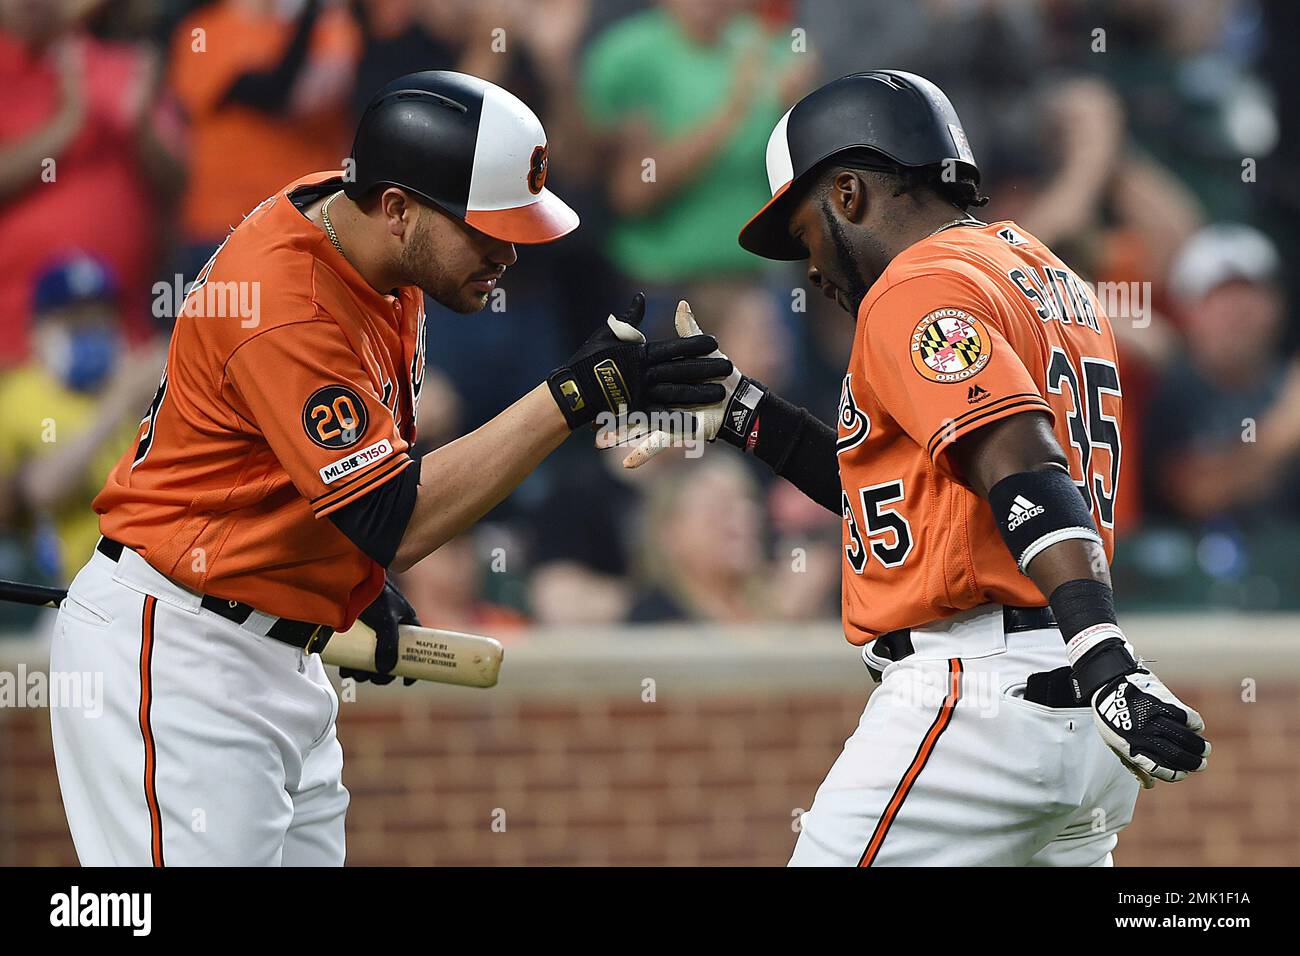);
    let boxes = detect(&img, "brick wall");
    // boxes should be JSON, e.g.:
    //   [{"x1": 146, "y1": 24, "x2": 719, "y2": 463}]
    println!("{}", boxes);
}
[{"x1": 3, "y1": 620, "x2": 1297, "y2": 866}]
